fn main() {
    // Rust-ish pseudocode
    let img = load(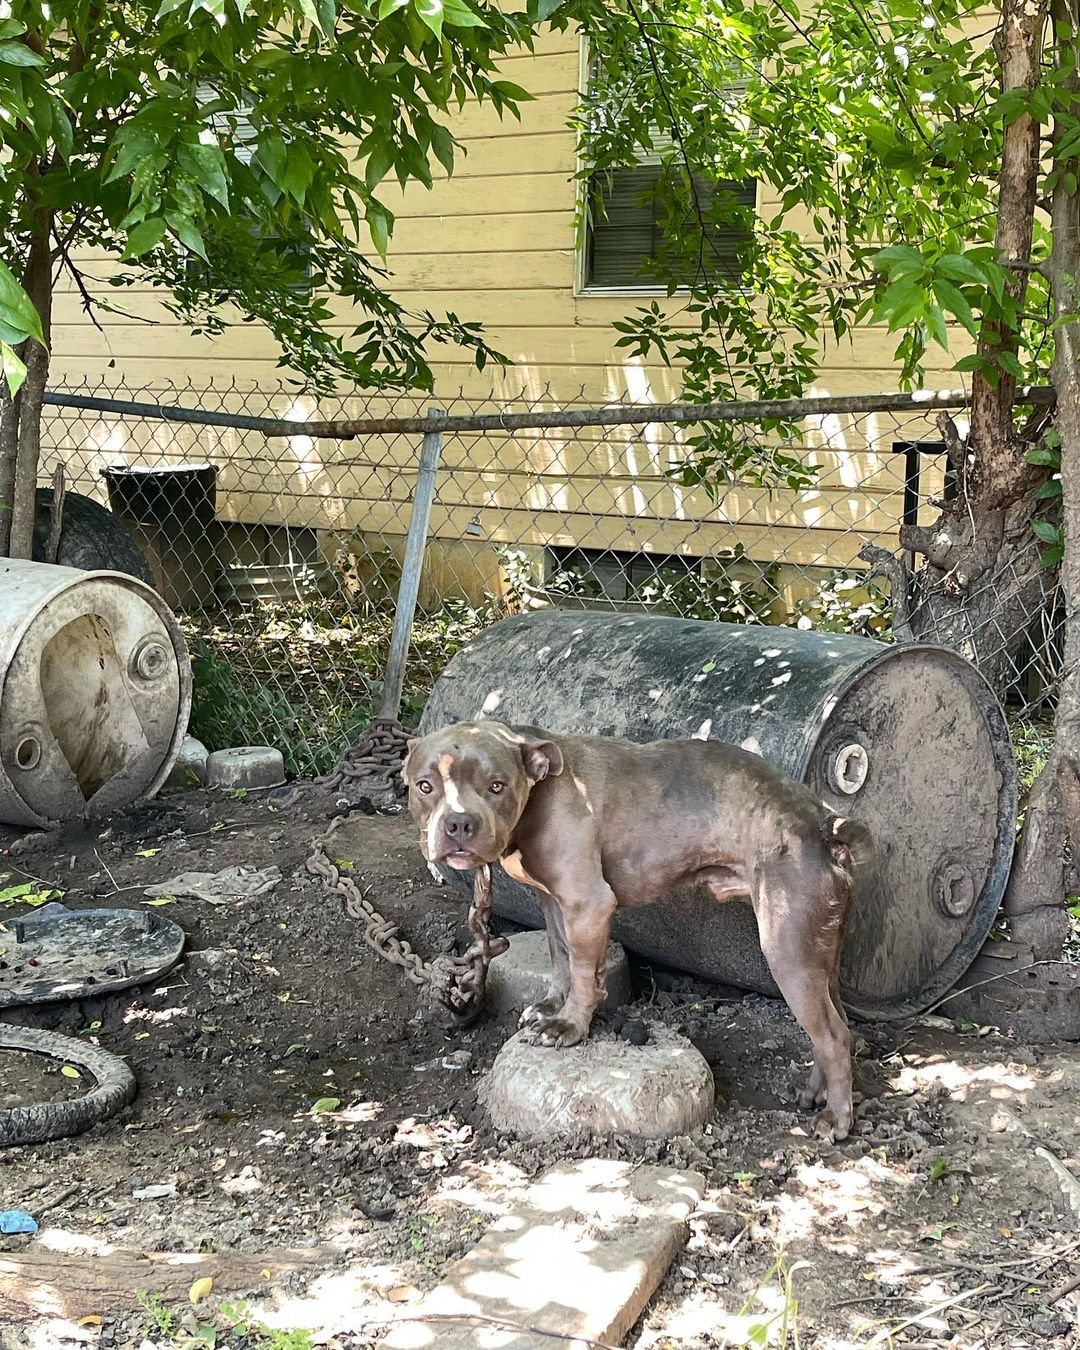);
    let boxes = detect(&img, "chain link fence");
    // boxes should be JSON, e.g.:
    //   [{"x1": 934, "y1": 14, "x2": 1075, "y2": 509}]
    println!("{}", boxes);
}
[{"x1": 37, "y1": 375, "x2": 1060, "y2": 777}]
